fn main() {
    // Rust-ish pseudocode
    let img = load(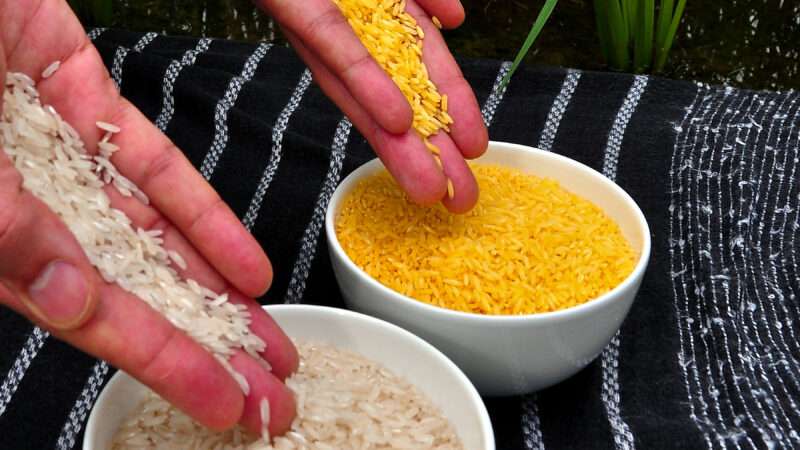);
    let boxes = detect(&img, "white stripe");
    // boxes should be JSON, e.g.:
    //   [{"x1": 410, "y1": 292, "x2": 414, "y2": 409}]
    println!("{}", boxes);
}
[
  {"x1": 687, "y1": 87, "x2": 745, "y2": 449},
  {"x1": 132, "y1": 32, "x2": 159, "y2": 53},
  {"x1": 601, "y1": 75, "x2": 648, "y2": 181},
  {"x1": 200, "y1": 43, "x2": 273, "y2": 181},
  {"x1": 712, "y1": 91, "x2": 781, "y2": 445},
  {"x1": 770, "y1": 94, "x2": 800, "y2": 361},
  {"x1": 54, "y1": 361, "x2": 109, "y2": 450},
  {"x1": 684, "y1": 89, "x2": 776, "y2": 447},
  {"x1": 670, "y1": 84, "x2": 717, "y2": 449},
  {"x1": 785, "y1": 99, "x2": 800, "y2": 297},
  {"x1": 241, "y1": 69, "x2": 313, "y2": 231},
  {"x1": 481, "y1": 62, "x2": 512, "y2": 128},
  {"x1": 87, "y1": 28, "x2": 106, "y2": 41},
  {"x1": 697, "y1": 86, "x2": 758, "y2": 450},
  {"x1": 110, "y1": 47, "x2": 129, "y2": 90},
  {"x1": 154, "y1": 38, "x2": 213, "y2": 131},
  {"x1": 748, "y1": 91, "x2": 800, "y2": 379},
  {"x1": 726, "y1": 92, "x2": 797, "y2": 444},
  {"x1": 111, "y1": 32, "x2": 159, "y2": 91},
  {"x1": 284, "y1": 118, "x2": 353, "y2": 304},
  {"x1": 731, "y1": 91, "x2": 800, "y2": 440},
  {"x1": 600, "y1": 74, "x2": 648, "y2": 450},
  {"x1": 0, "y1": 327, "x2": 49, "y2": 417},
  {"x1": 673, "y1": 85, "x2": 797, "y2": 448},
  {"x1": 537, "y1": 69, "x2": 581, "y2": 151},
  {"x1": 521, "y1": 395, "x2": 545, "y2": 450}
]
